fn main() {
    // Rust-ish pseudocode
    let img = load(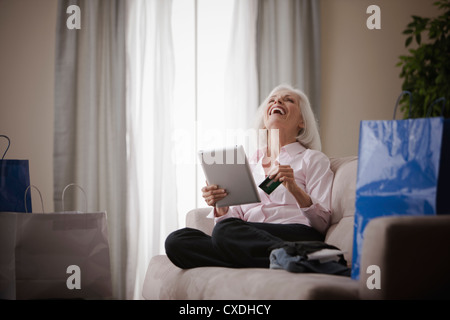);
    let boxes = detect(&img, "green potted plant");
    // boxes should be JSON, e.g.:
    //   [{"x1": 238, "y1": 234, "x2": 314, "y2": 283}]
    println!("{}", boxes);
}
[{"x1": 397, "y1": 0, "x2": 449, "y2": 118}]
